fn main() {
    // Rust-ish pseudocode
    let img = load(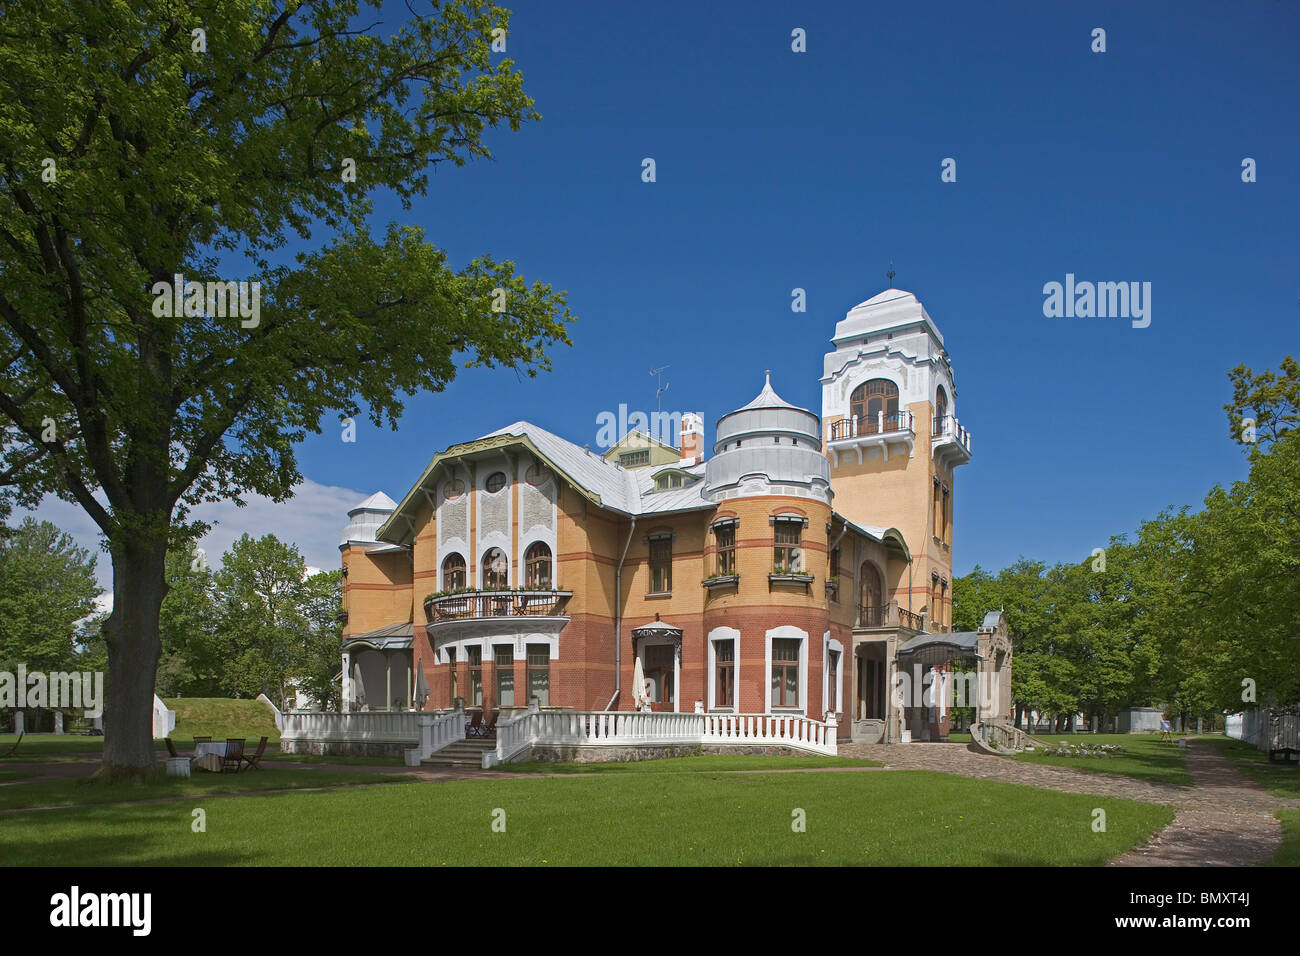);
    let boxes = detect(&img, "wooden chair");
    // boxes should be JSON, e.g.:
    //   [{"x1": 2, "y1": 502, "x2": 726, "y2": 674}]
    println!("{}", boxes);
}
[
  {"x1": 483, "y1": 708, "x2": 499, "y2": 738},
  {"x1": 221, "y1": 738, "x2": 245, "y2": 773},
  {"x1": 164, "y1": 737, "x2": 180, "y2": 758},
  {"x1": 241, "y1": 736, "x2": 268, "y2": 771},
  {"x1": 193, "y1": 735, "x2": 212, "y2": 747},
  {"x1": 466, "y1": 709, "x2": 485, "y2": 737},
  {"x1": 2, "y1": 732, "x2": 24, "y2": 758}
]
